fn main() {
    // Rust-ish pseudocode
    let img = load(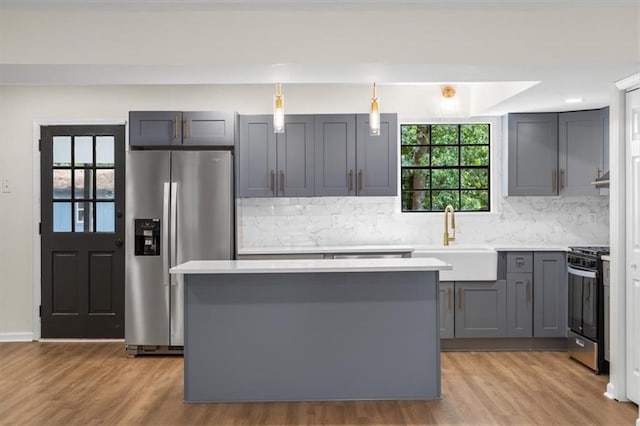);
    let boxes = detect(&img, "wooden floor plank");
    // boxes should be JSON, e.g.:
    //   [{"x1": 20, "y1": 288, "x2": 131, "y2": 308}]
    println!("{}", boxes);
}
[{"x1": 0, "y1": 342, "x2": 636, "y2": 425}]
